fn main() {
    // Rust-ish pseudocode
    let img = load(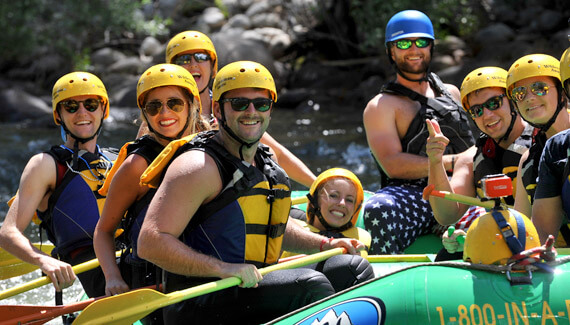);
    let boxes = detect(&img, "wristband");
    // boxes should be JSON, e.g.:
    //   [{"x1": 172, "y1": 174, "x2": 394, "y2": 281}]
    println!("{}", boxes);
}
[{"x1": 320, "y1": 237, "x2": 334, "y2": 252}]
